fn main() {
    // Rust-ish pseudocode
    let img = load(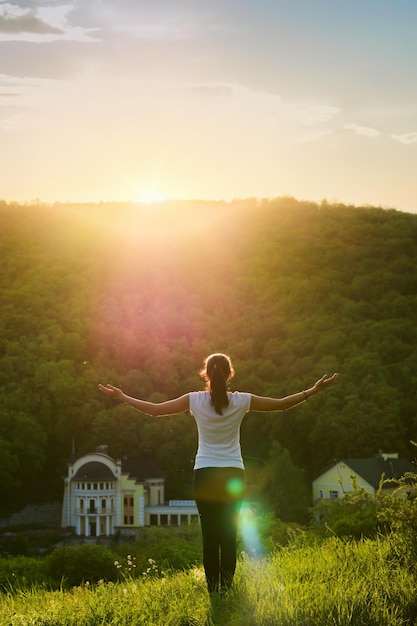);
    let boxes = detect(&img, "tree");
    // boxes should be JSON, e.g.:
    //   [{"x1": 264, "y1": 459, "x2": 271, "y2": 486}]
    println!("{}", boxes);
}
[{"x1": 257, "y1": 441, "x2": 310, "y2": 523}]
